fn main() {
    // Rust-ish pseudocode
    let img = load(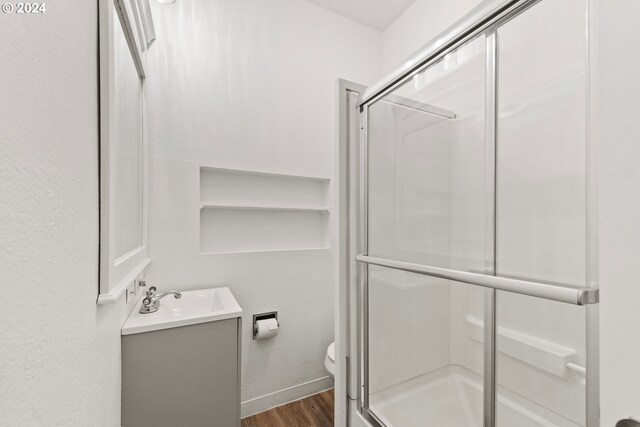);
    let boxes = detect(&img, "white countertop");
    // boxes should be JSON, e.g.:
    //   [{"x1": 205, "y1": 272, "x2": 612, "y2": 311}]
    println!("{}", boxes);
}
[{"x1": 122, "y1": 287, "x2": 243, "y2": 336}]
